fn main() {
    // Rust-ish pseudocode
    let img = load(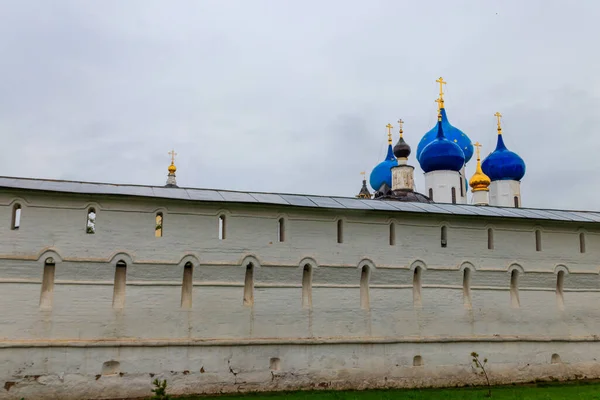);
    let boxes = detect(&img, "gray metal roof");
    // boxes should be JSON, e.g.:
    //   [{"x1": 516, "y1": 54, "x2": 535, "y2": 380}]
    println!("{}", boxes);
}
[{"x1": 1, "y1": 176, "x2": 599, "y2": 223}]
